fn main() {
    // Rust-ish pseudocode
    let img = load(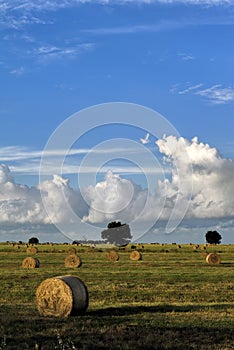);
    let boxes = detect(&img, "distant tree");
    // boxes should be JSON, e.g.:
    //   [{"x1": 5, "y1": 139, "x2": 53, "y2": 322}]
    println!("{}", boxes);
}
[
  {"x1": 101, "y1": 221, "x2": 132, "y2": 246},
  {"x1": 72, "y1": 240, "x2": 80, "y2": 245},
  {"x1": 28, "y1": 237, "x2": 39, "y2": 245},
  {"x1": 205, "y1": 231, "x2": 222, "y2": 245}
]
